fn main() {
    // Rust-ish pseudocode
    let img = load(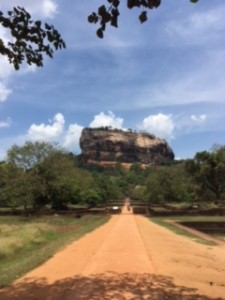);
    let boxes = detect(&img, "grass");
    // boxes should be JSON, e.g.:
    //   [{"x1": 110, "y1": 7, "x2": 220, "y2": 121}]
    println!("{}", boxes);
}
[
  {"x1": 150, "y1": 215, "x2": 225, "y2": 246},
  {"x1": 162, "y1": 202, "x2": 225, "y2": 209},
  {"x1": 0, "y1": 214, "x2": 110, "y2": 287},
  {"x1": 214, "y1": 234, "x2": 225, "y2": 241},
  {"x1": 155, "y1": 215, "x2": 225, "y2": 222}
]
